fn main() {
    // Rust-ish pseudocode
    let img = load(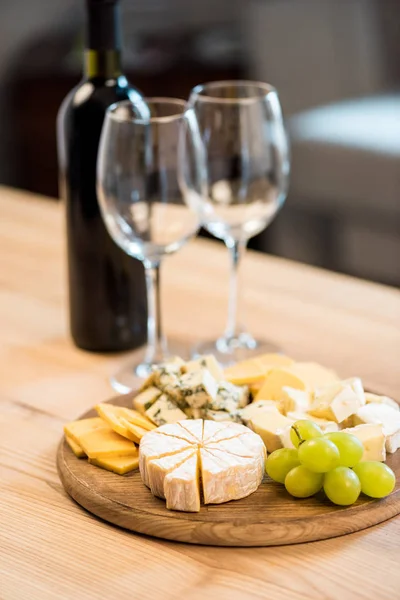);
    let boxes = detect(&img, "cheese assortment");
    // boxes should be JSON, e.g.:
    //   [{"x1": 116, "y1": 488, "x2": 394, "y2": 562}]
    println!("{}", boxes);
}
[
  {"x1": 62, "y1": 351, "x2": 398, "y2": 513},
  {"x1": 139, "y1": 420, "x2": 266, "y2": 511}
]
